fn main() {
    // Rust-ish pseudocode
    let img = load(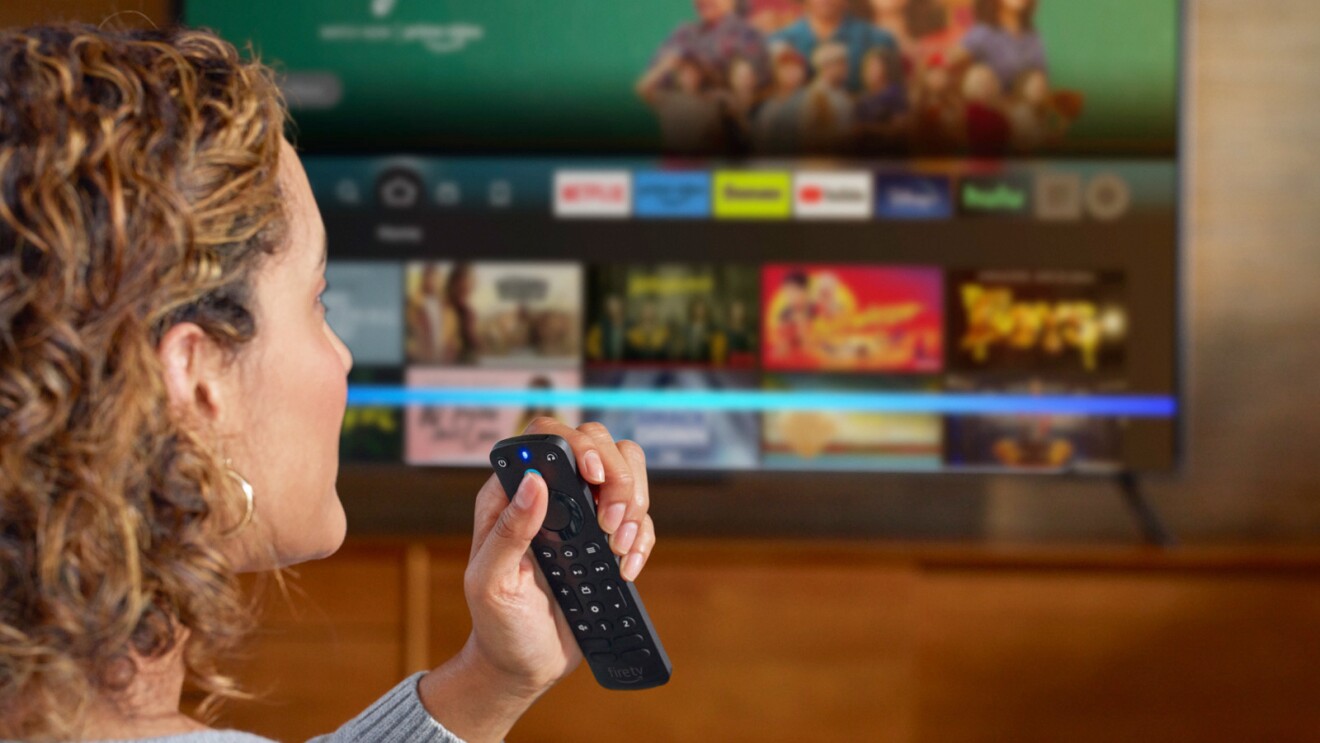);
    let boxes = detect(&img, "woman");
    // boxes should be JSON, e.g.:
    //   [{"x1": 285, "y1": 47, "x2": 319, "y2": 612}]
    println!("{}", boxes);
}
[
  {"x1": 955, "y1": 0, "x2": 1047, "y2": 90},
  {"x1": 635, "y1": 50, "x2": 726, "y2": 155},
  {"x1": 854, "y1": 0, "x2": 962, "y2": 81},
  {"x1": 0, "y1": 24, "x2": 657, "y2": 742},
  {"x1": 443, "y1": 262, "x2": 479, "y2": 363}
]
